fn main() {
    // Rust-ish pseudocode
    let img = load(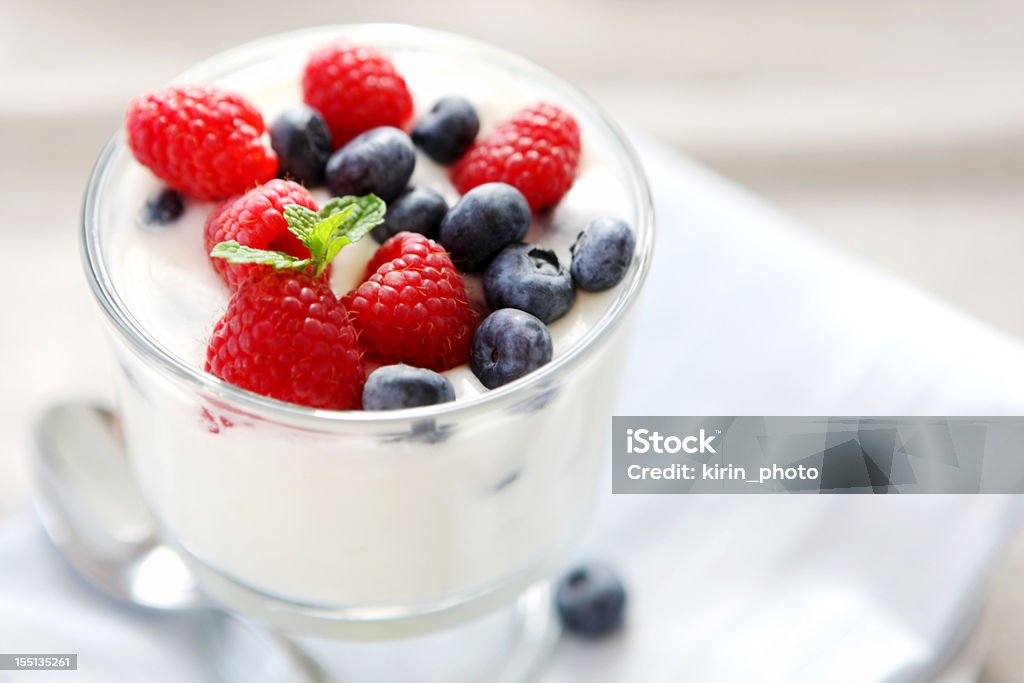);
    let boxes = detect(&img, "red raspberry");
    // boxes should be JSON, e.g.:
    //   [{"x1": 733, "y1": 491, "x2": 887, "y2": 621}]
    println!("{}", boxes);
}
[
  {"x1": 303, "y1": 42, "x2": 414, "y2": 147},
  {"x1": 343, "y1": 233, "x2": 477, "y2": 371},
  {"x1": 206, "y1": 271, "x2": 364, "y2": 410},
  {"x1": 451, "y1": 103, "x2": 581, "y2": 212},
  {"x1": 125, "y1": 86, "x2": 278, "y2": 200},
  {"x1": 204, "y1": 180, "x2": 319, "y2": 290},
  {"x1": 361, "y1": 229, "x2": 421, "y2": 278}
]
